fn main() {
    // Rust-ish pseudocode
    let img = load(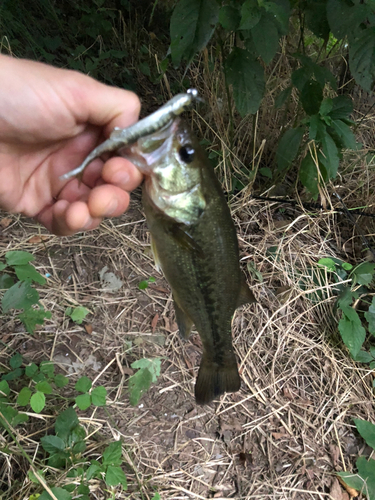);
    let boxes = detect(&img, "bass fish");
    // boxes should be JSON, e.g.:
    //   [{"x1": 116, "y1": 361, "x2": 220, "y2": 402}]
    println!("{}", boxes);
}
[
  {"x1": 121, "y1": 118, "x2": 255, "y2": 404},
  {"x1": 61, "y1": 91, "x2": 255, "y2": 404}
]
